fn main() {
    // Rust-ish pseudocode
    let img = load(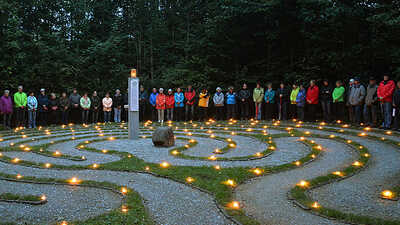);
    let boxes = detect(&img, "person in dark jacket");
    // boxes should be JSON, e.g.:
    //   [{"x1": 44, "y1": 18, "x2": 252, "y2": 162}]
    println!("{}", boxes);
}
[
  {"x1": 59, "y1": 92, "x2": 70, "y2": 125},
  {"x1": 363, "y1": 77, "x2": 378, "y2": 127},
  {"x1": 392, "y1": 81, "x2": 400, "y2": 131},
  {"x1": 113, "y1": 89, "x2": 123, "y2": 123},
  {"x1": 139, "y1": 85, "x2": 148, "y2": 121},
  {"x1": 123, "y1": 88, "x2": 129, "y2": 122},
  {"x1": 69, "y1": 89, "x2": 81, "y2": 123},
  {"x1": 37, "y1": 88, "x2": 49, "y2": 126},
  {"x1": 320, "y1": 79, "x2": 333, "y2": 122},
  {"x1": 276, "y1": 83, "x2": 290, "y2": 120},
  {"x1": 91, "y1": 91, "x2": 101, "y2": 124},
  {"x1": 48, "y1": 93, "x2": 59, "y2": 125},
  {"x1": 238, "y1": 83, "x2": 251, "y2": 120}
]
